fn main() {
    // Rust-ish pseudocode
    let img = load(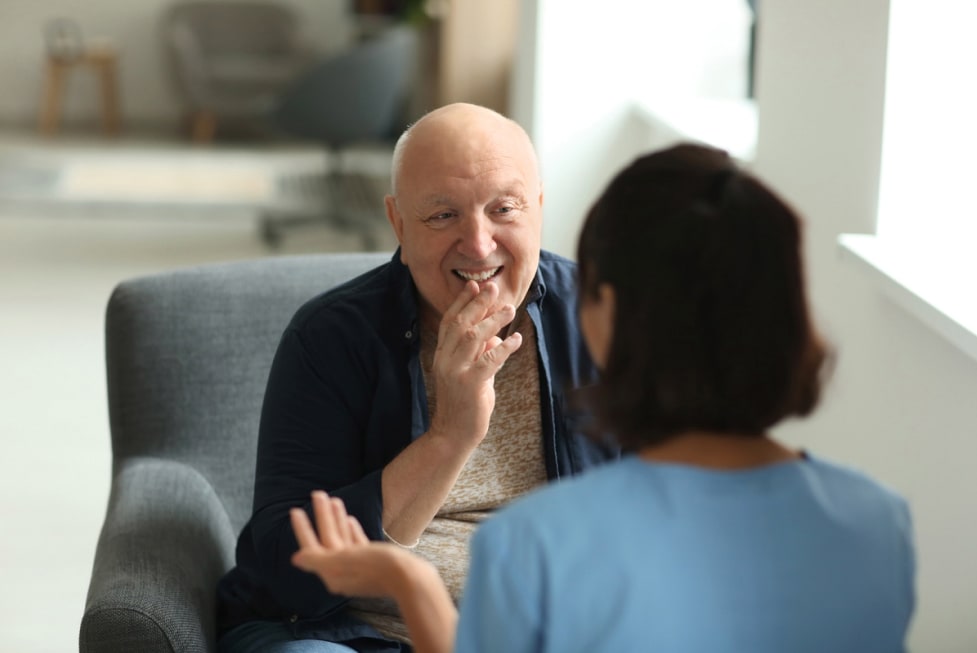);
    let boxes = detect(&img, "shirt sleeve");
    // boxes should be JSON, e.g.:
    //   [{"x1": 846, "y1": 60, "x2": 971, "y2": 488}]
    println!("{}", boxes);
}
[
  {"x1": 248, "y1": 324, "x2": 388, "y2": 618},
  {"x1": 455, "y1": 515, "x2": 545, "y2": 653}
]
